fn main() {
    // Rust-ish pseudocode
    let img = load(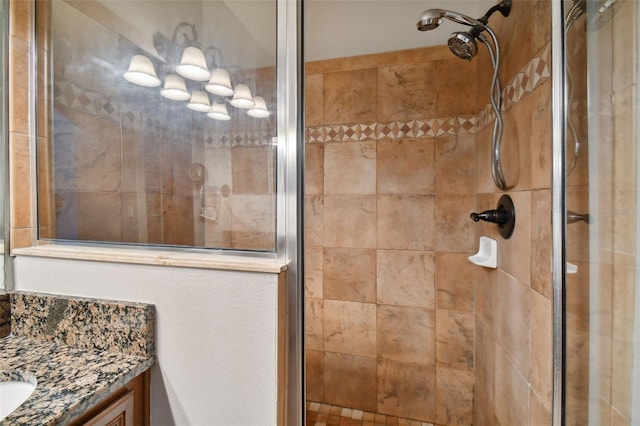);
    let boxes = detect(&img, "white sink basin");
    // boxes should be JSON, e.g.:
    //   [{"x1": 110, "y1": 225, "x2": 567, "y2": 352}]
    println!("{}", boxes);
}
[{"x1": 0, "y1": 371, "x2": 37, "y2": 420}]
